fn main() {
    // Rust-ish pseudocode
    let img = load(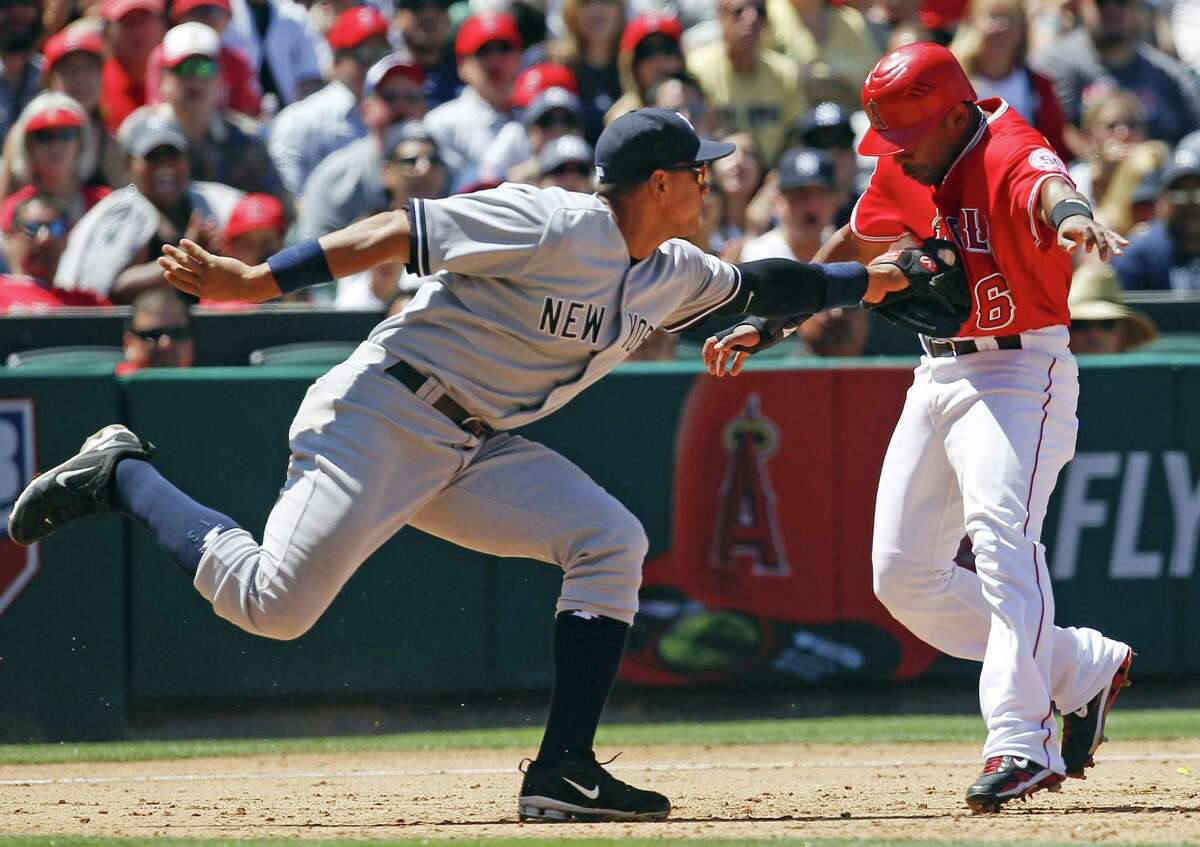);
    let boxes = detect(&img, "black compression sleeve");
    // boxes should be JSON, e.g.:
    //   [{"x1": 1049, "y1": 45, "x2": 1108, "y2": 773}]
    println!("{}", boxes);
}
[{"x1": 715, "y1": 259, "x2": 869, "y2": 318}]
